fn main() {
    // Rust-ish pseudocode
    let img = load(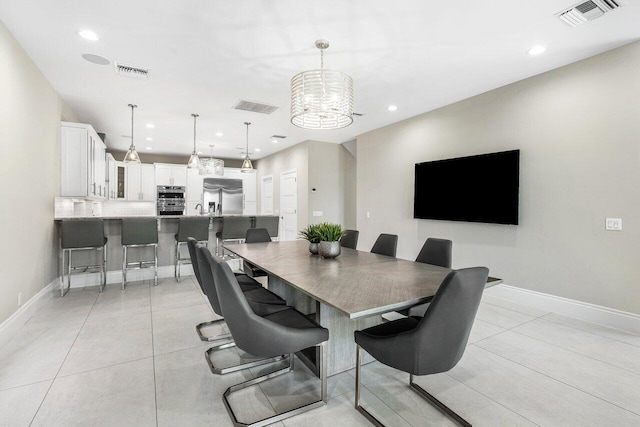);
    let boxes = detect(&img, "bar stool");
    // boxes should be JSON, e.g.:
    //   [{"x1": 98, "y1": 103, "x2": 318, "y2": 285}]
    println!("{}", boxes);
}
[
  {"x1": 60, "y1": 219, "x2": 107, "y2": 296},
  {"x1": 122, "y1": 218, "x2": 159, "y2": 289},
  {"x1": 254, "y1": 216, "x2": 279, "y2": 241},
  {"x1": 215, "y1": 216, "x2": 252, "y2": 258},
  {"x1": 175, "y1": 217, "x2": 209, "y2": 281}
]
